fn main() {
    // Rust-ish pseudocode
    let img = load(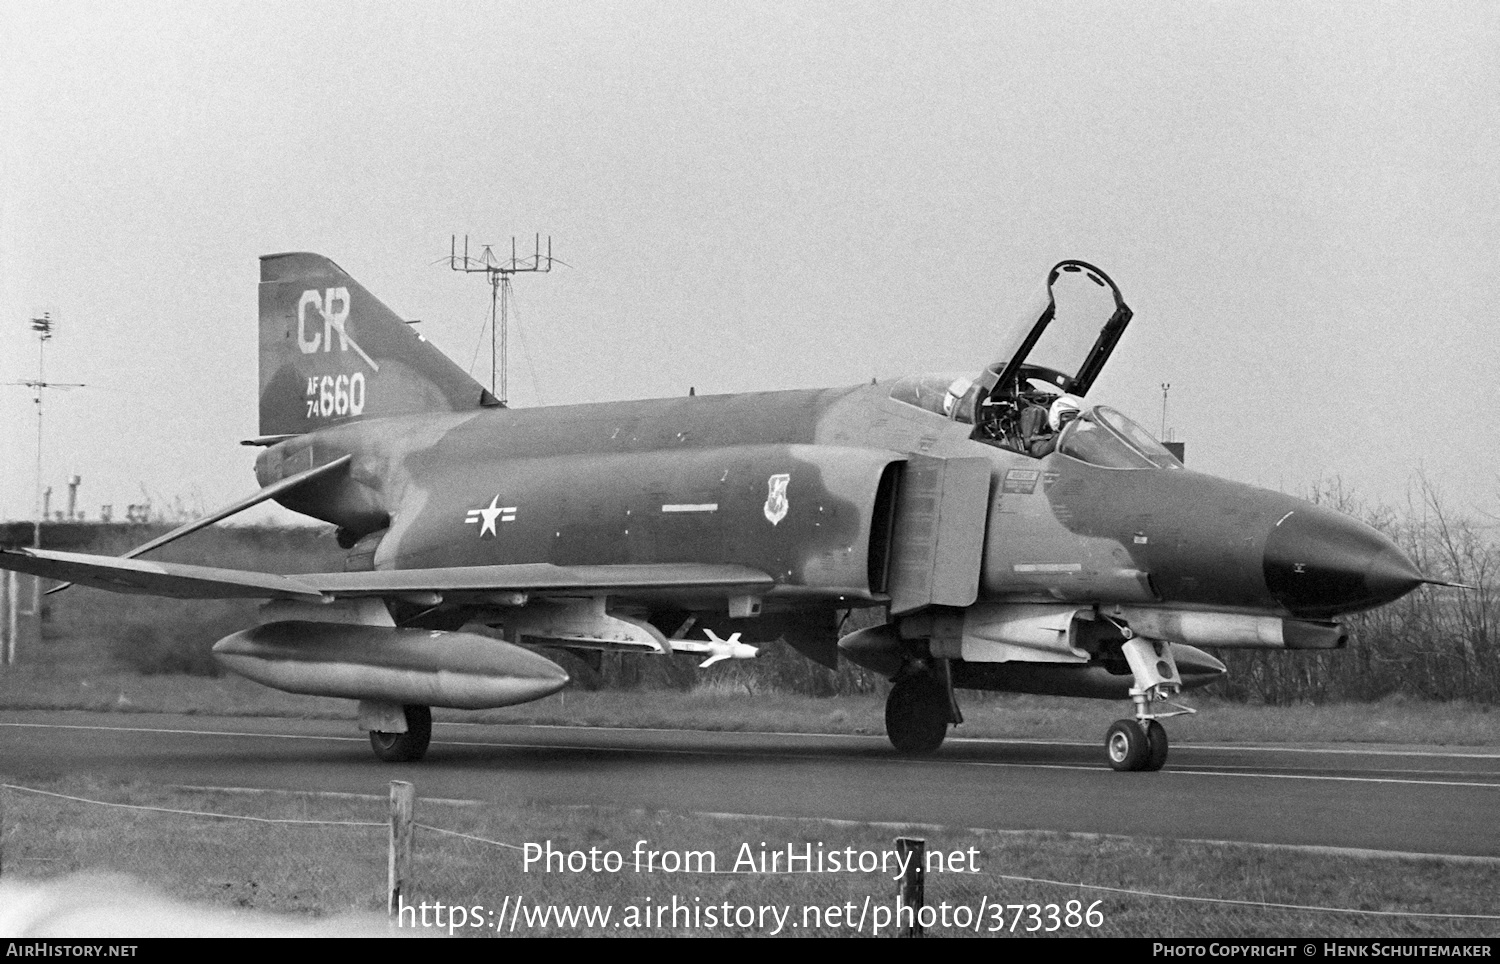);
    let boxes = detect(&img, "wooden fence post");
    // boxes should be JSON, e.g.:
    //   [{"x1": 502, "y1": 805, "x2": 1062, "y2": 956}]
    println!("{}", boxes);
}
[
  {"x1": 388, "y1": 781, "x2": 415, "y2": 917},
  {"x1": 3, "y1": 571, "x2": 15, "y2": 666},
  {"x1": 896, "y1": 836, "x2": 925, "y2": 937}
]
